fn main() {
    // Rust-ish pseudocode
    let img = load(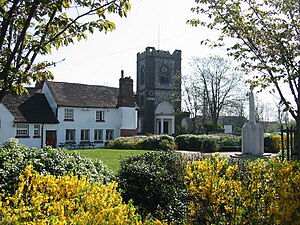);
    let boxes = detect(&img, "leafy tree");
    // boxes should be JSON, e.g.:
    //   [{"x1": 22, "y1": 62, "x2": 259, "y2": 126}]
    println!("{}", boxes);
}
[
  {"x1": 0, "y1": 0, "x2": 130, "y2": 102},
  {"x1": 186, "y1": 55, "x2": 244, "y2": 132},
  {"x1": 188, "y1": 0, "x2": 300, "y2": 159}
]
